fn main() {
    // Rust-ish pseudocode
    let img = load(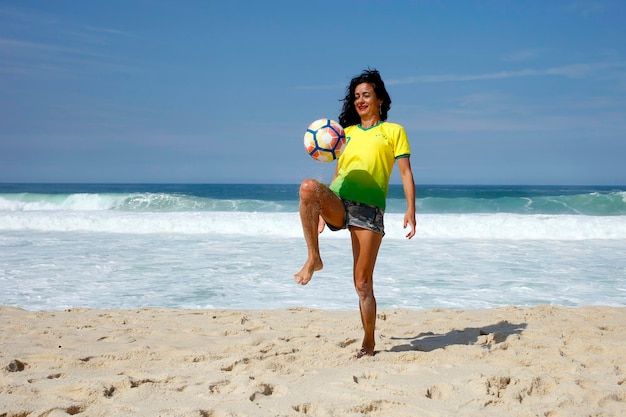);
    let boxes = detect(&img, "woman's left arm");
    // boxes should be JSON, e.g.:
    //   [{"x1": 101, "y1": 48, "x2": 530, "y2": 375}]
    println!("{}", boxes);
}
[{"x1": 397, "y1": 157, "x2": 416, "y2": 239}]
